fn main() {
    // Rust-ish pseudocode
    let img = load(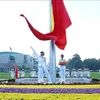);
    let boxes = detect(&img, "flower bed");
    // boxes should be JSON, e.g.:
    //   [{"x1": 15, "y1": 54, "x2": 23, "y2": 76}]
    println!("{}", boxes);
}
[
  {"x1": 0, "y1": 84, "x2": 100, "y2": 88},
  {"x1": 0, "y1": 85, "x2": 100, "y2": 100},
  {"x1": 0, "y1": 93, "x2": 100, "y2": 100},
  {"x1": 0, "y1": 88, "x2": 100, "y2": 94}
]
